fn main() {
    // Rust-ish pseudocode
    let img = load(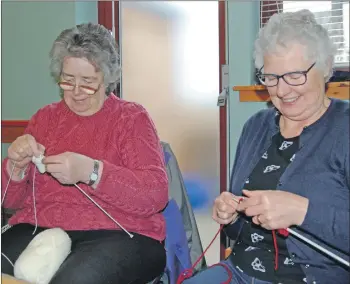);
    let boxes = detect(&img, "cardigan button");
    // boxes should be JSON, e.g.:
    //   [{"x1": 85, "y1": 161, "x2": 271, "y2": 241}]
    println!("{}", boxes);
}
[{"x1": 305, "y1": 264, "x2": 310, "y2": 268}]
